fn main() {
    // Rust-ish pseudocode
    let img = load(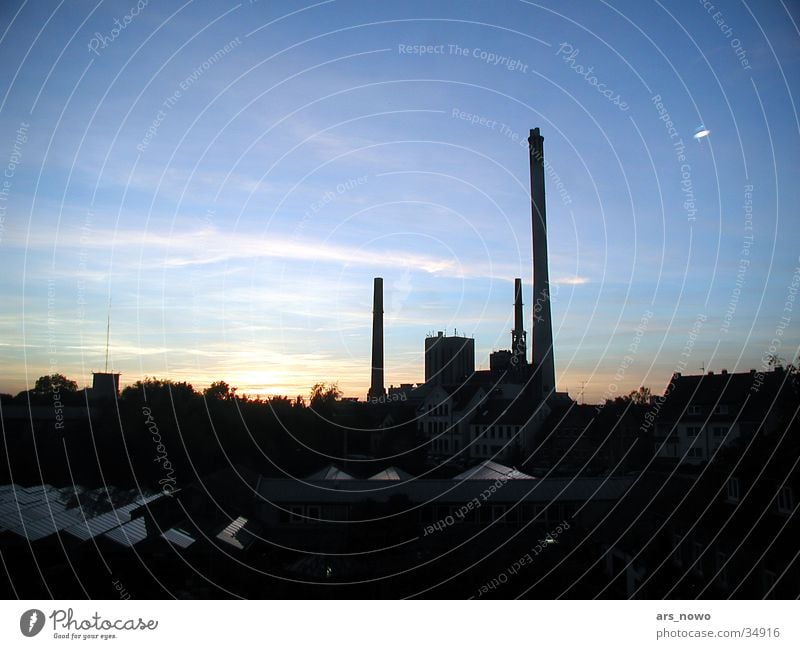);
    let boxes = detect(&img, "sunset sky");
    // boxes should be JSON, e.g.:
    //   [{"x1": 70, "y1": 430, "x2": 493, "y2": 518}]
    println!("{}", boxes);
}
[{"x1": 1, "y1": 0, "x2": 798, "y2": 402}]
